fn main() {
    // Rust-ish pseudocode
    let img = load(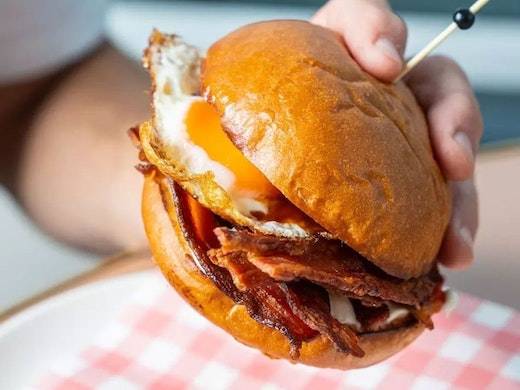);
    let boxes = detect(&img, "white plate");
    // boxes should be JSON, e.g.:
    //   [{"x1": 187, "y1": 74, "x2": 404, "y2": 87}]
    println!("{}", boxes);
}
[{"x1": 0, "y1": 270, "x2": 155, "y2": 389}]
